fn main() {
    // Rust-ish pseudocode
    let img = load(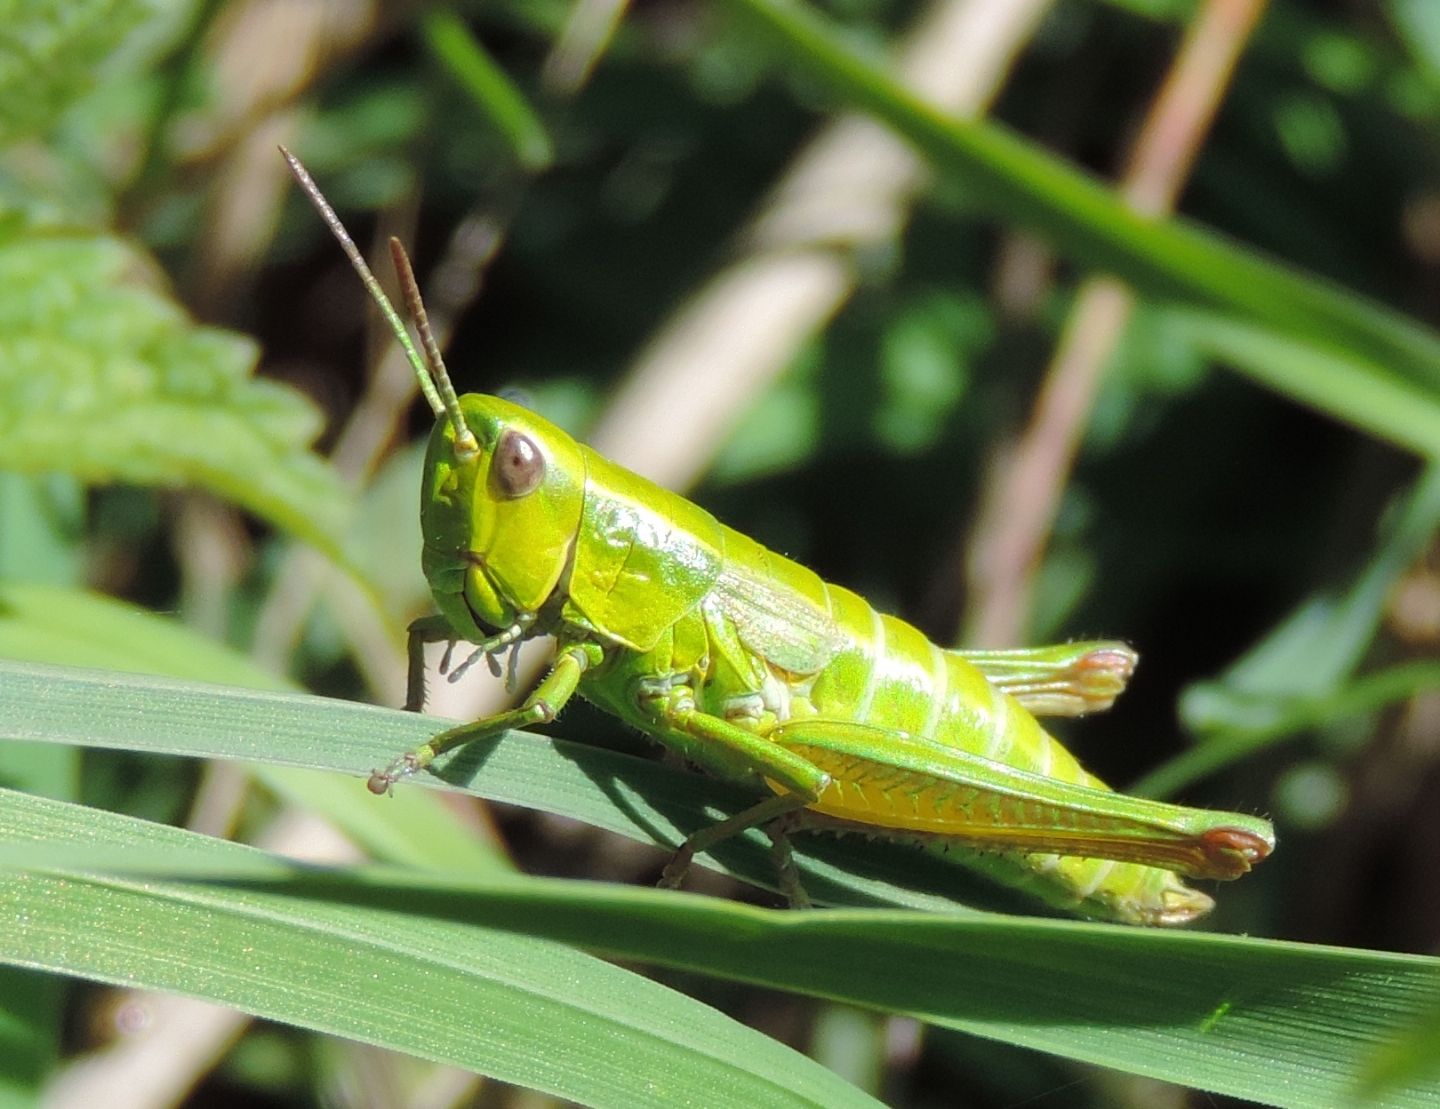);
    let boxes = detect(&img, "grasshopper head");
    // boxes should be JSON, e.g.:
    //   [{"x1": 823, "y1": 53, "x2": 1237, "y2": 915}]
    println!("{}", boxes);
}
[
  {"x1": 277, "y1": 151, "x2": 586, "y2": 636},
  {"x1": 421, "y1": 394, "x2": 586, "y2": 637}
]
